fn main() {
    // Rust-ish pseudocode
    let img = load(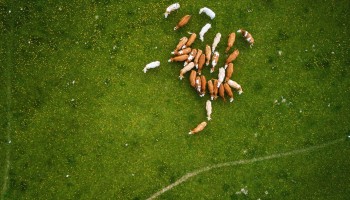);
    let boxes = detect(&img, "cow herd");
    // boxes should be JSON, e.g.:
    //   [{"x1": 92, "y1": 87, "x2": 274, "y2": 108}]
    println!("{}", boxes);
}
[{"x1": 143, "y1": 3, "x2": 255, "y2": 135}]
